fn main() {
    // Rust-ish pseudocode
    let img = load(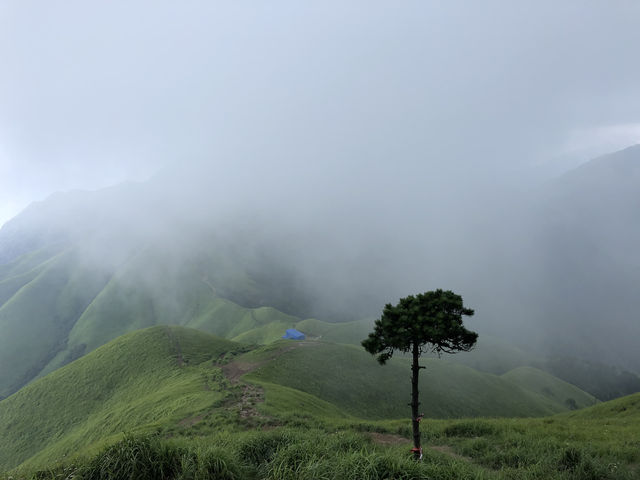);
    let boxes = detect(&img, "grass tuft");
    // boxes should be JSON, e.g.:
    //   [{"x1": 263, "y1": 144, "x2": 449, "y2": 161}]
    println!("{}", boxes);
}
[{"x1": 444, "y1": 420, "x2": 497, "y2": 438}]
